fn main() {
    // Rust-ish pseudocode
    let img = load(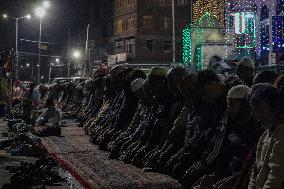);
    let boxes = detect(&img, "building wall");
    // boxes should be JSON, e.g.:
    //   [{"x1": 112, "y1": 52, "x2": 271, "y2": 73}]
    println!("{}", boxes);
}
[
  {"x1": 255, "y1": 0, "x2": 278, "y2": 65},
  {"x1": 201, "y1": 44, "x2": 233, "y2": 68},
  {"x1": 226, "y1": 0, "x2": 284, "y2": 65},
  {"x1": 190, "y1": 26, "x2": 229, "y2": 67},
  {"x1": 112, "y1": 0, "x2": 191, "y2": 64}
]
